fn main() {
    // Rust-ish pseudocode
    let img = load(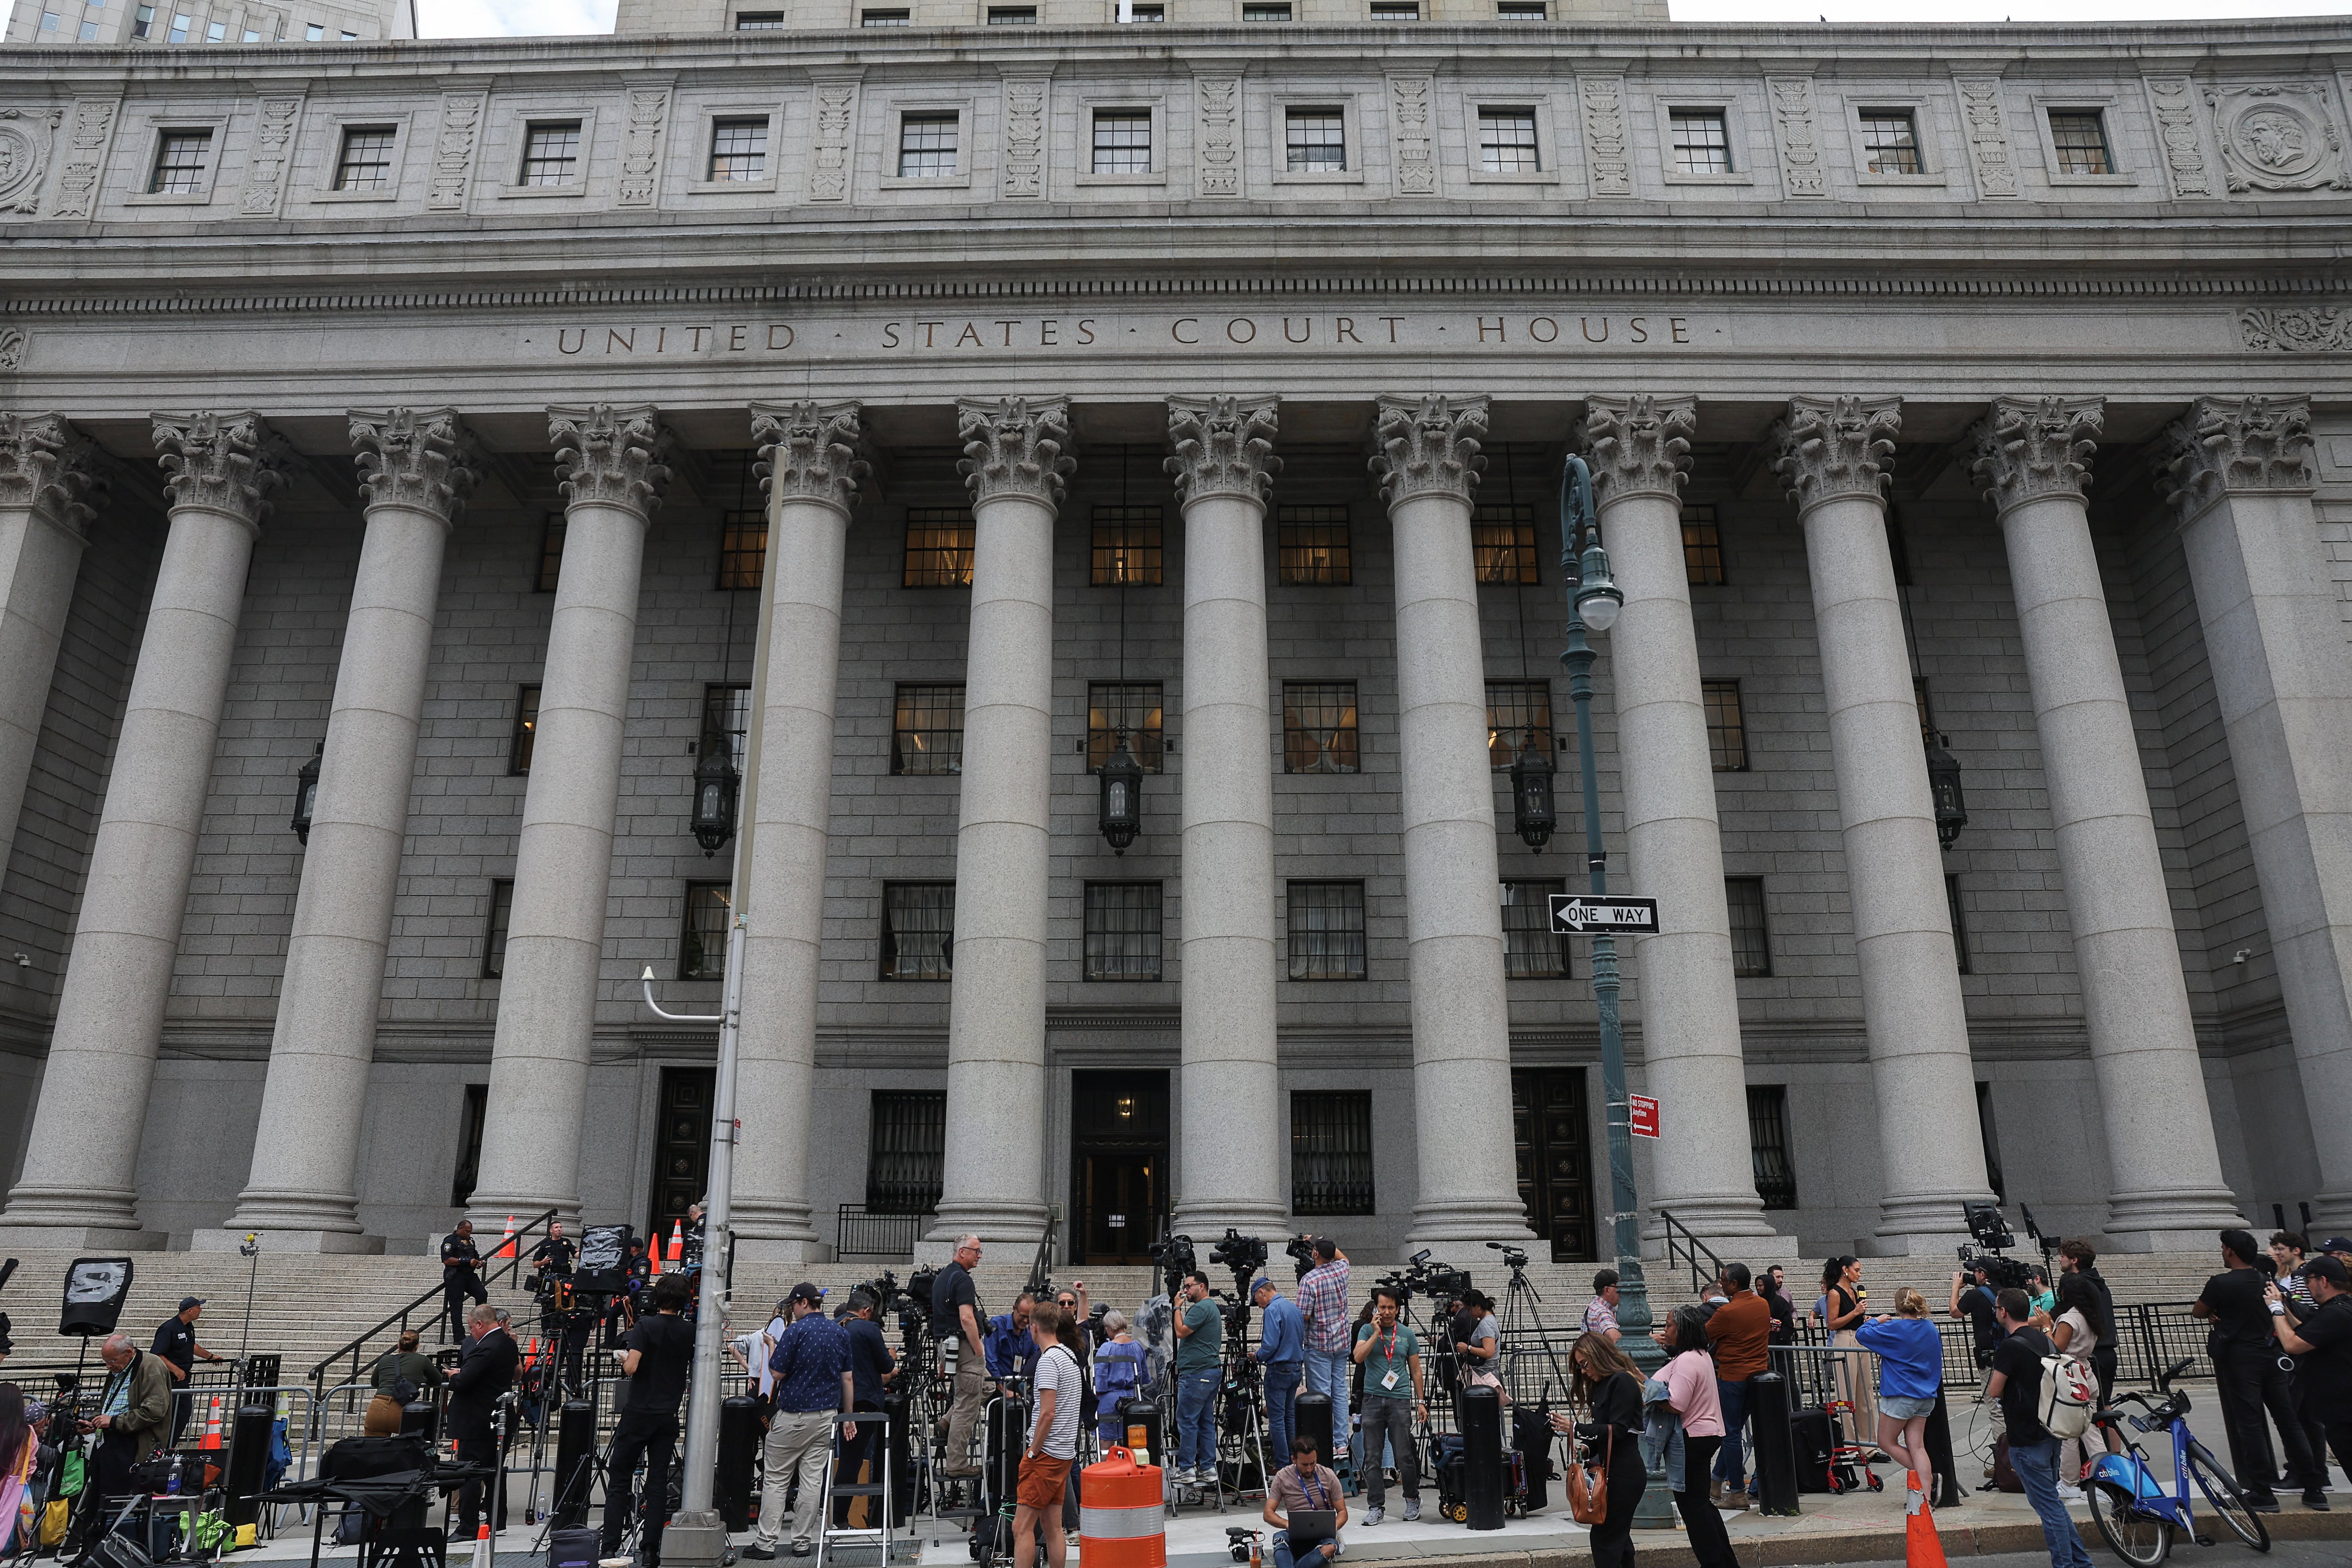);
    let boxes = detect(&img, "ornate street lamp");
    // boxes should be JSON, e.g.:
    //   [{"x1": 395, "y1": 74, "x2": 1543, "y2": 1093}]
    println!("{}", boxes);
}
[
  {"x1": 290, "y1": 741, "x2": 322, "y2": 846},
  {"x1": 691, "y1": 742, "x2": 740, "y2": 858},
  {"x1": 1509, "y1": 731, "x2": 1556, "y2": 852},
  {"x1": 1098, "y1": 731, "x2": 1143, "y2": 855},
  {"x1": 1924, "y1": 731, "x2": 1968, "y2": 848}
]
